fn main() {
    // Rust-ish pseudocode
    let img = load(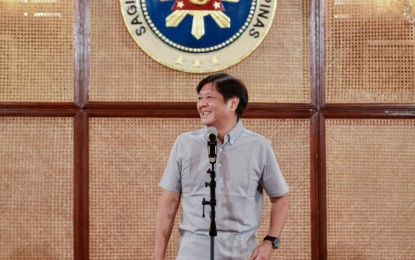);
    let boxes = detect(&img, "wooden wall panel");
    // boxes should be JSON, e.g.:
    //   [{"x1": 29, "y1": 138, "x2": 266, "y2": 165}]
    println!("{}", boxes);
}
[
  {"x1": 326, "y1": 119, "x2": 415, "y2": 258},
  {"x1": 0, "y1": 117, "x2": 74, "y2": 259},
  {"x1": 325, "y1": 0, "x2": 415, "y2": 103},
  {"x1": 0, "y1": 0, "x2": 75, "y2": 102}
]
